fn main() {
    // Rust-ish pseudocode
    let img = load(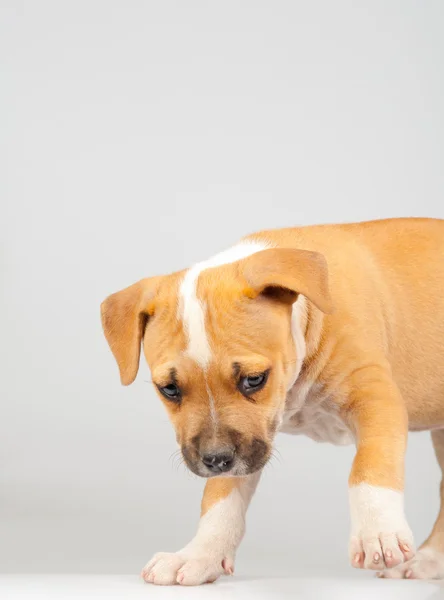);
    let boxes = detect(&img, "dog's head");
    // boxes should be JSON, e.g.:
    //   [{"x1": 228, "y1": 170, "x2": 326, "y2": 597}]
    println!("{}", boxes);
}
[{"x1": 101, "y1": 244, "x2": 332, "y2": 477}]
